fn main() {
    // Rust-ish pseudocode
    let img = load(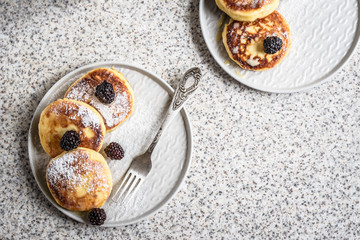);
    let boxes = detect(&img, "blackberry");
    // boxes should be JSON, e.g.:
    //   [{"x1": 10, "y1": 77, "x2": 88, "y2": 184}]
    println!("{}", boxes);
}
[
  {"x1": 104, "y1": 142, "x2": 124, "y2": 160},
  {"x1": 95, "y1": 81, "x2": 115, "y2": 104},
  {"x1": 88, "y1": 208, "x2": 106, "y2": 226},
  {"x1": 263, "y1": 36, "x2": 283, "y2": 54},
  {"x1": 60, "y1": 130, "x2": 81, "y2": 151}
]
